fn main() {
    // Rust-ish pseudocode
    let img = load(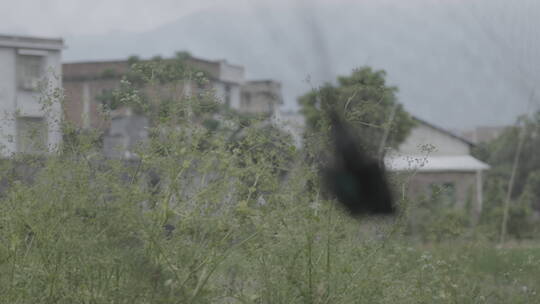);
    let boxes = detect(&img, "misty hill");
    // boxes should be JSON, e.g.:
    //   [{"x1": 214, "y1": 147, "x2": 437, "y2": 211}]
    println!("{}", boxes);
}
[{"x1": 62, "y1": 1, "x2": 540, "y2": 129}]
